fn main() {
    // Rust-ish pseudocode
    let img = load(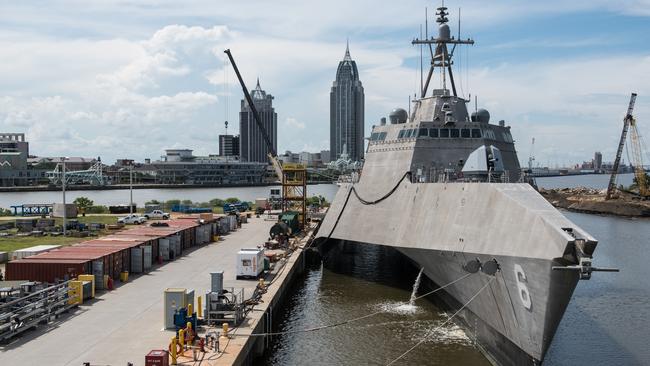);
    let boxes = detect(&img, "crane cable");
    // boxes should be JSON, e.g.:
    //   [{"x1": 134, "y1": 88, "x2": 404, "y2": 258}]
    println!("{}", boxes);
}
[{"x1": 385, "y1": 276, "x2": 496, "y2": 366}]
